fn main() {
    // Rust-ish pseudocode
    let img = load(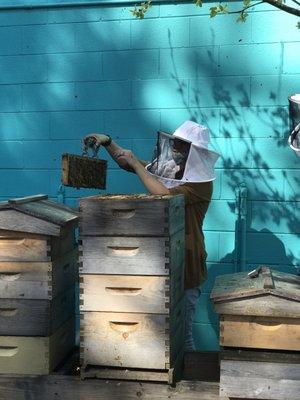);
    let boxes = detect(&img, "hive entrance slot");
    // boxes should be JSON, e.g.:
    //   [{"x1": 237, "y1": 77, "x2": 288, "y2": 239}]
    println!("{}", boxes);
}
[
  {"x1": 0, "y1": 273, "x2": 21, "y2": 281},
  {"x1": 105, "y1": 287, "x2": 142, "y2": 296}
]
